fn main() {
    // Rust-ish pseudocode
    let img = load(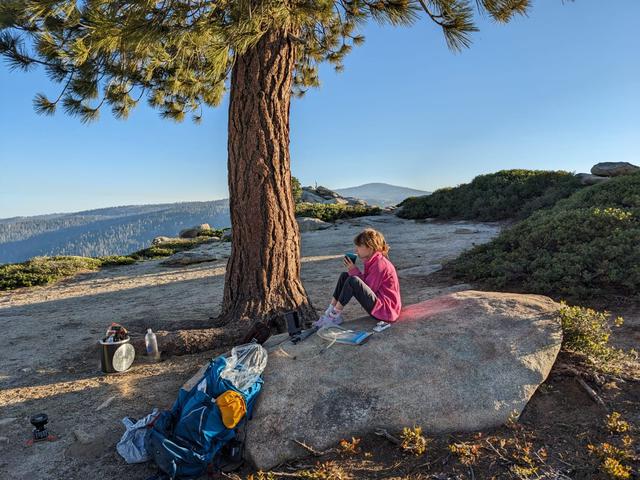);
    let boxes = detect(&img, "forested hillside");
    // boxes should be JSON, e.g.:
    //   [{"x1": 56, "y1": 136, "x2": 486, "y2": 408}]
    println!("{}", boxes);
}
[{"x1": 0, "y1": 200, "x2": 230, "y2": 264}]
